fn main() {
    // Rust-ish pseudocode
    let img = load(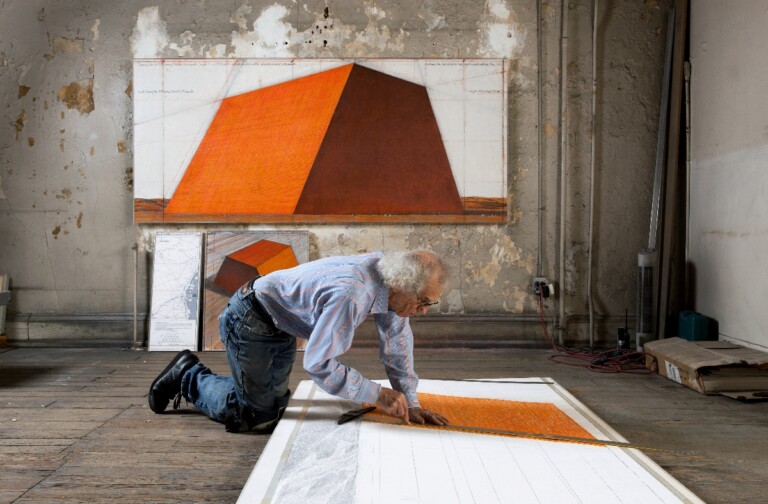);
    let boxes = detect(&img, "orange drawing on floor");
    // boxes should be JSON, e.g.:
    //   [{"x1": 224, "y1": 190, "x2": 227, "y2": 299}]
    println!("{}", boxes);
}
[{"x1": 367, "y1": 392, "x2": 596, "y2": 441}]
